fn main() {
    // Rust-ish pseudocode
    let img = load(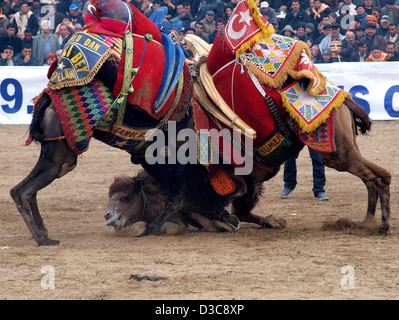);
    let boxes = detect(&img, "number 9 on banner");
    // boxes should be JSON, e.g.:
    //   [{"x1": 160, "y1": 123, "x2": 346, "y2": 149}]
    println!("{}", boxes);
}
[{"x1": 1, "y1": 78, "x2": 23, "y2": 114}]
